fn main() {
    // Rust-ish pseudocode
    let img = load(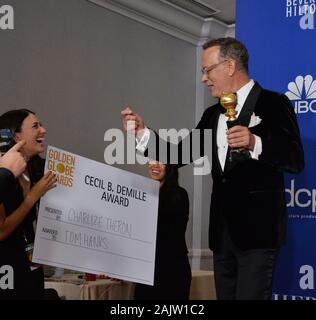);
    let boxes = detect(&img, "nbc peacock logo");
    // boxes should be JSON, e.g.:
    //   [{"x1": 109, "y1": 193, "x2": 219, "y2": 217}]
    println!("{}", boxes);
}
[{"x1": 285, "y1": 75, "x2": 316, "y2": 114}]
